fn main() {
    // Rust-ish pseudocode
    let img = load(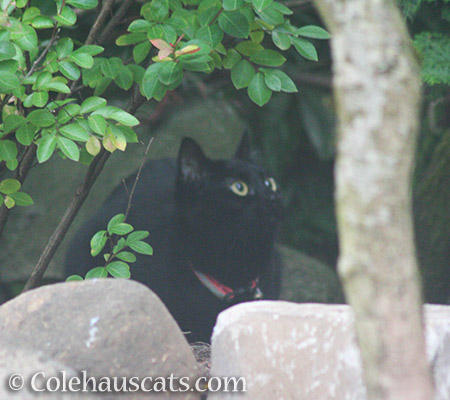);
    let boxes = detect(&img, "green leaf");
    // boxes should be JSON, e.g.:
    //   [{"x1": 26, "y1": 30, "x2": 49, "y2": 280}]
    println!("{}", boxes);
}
[
  {"x1": 32, "y1": 91, "x2": 49, "y2": 107},
  {"x1": 128, "y1": 240, "x2": 153, "y2": 255},
  {"x1": 223, "y1": 48, "x2": 241, "y2": 69},
  {"x1": 270, "y1": 2, "x2": 293, "y2": 15},
  {"x1": 57, "y1": 136, "x2": 80, "y2": 161},
  {"x1": 158, "y1": 61, "x2": 182, "y2": 85},
  {"x1": 11, "y1": 23, "x2": 38, "y2": 51},
  {"x1": 35, "y1": 72, "x2": 52, "y2": 89},
  {"x1": 196, "y1": 25, "x2": 224, "y2": 49},
  {"x1": 218, "y1": 11, "x2": 250, "y2": 39},
  {"x1": 3, "y1": 196, "x2": 15, "y2": 209},
  {"x1": 73, "y1": 45, "x2": 104, "y2": 56},
  {"x1": 6, "y1": 159, "x2": 18, "y2": 171},
  {"x1": 27, "y1": 109, "x2": 55, "y2": 127},
  {"x1": 291, "y1": 37, "x2": 318, "y2": 61},
  {"x1": 223, "y1": 0, "x2": 244, "y2": 11},
  {"x1": 264, "y1": 71, "x2": 281, "y2": 91},
  {"x1": 108, "y1": 125, "x2": 127, "y2": 151},
  {"x1": 80, "y1": 96, "x2": 107, "y2": 114},
  {"x1": 31, "y1": 15, "x2": 55, "y2": 29},
  {"x1": 133, "y1": 41, "x2": 151, "y2": 64},
  {"x1": 90, "y1": 230, "x2": 107, "y2": 257},
  {"x1": 255, "y1": 7, "x2": 283, "y2": 25},
  {"x1": 8, "y1": 191, "x2": 33, "y2": 206},
  {"x1": 106, "y1": 261, "x2": 131, "y2": 279},
  {"x1": 149, "y1": 0, "x2": 169, "y2": 22},
  {"x1": 231, "y1": 59, "x2": 255, "y2": 89},
  {"x1": 57, "y1": 104, "x2": 80, "y2": 123},
  {"x1": 116, "y1": 251, "x2": 137, "y2": 263},
  {"x1": 0, "y1": 41, "x2": 16, "y2": 61},
  {"x1": 108, "y1": 109, "x2": 139, "y2": 127},
  {"x1": 109, "y1": 223, "x2": 134, "y2": 235},
  {"x1": 260, "y1": 68, "x2": 297, "y2": 93},
  {"x1": 128, "y1": 19, "x2": 153, "y2": 32},
  {"x1": 0, "y1": 178, "x2": 20, "y2": 194},
  {"x1": 69, "y1": 52, "x2": 94, "y2": 69},
  {"x1": 114, "y1": 66, "x2": 133, "y2": 90},
  {"x1": 251, "y1": 0, "x2": 272, "y2": 12},
  {"x1": 0, "y1": 71, "x2": 20, "y2": 93},
  {"x1": 60, "y1": 123, "x2": 90, "y2": 141},
  {"x1": 116, "y1": 32, "x2": 147, "y2": 46},
  {"x1": 85, "y1": 267, "x2": 108, "y2": 279},
  {"x1": 100, "y1": 59, "x2": 118, "y2": 78},
  {"x1": 198, "y1": 2, "x2": 222, "y2": 27},
  {"x1": 54, "y1": 6, "x2": 77, "y2": 26},
  {"x1": 36, "y1": 134, "x2": 57, "y2": 163},
  {"x1": 16, "y1": 124, "x2": 37, "y2": 145},
  {"x1": 248, "y1": 72, "x2": 272, "y2": 106},
  {"x1": 296, "y1": 25, "x2": 330, "y2": 39},
  {"x1": 94, "y1": 77, "x2": 112, "y2": 96},
  {"x1": 58, "y1": 61, "x2": 80, "y2": 80},
  {"x1": 85, "y1": 135, "x2": 101, "y2": 156},
  {"x1": 66, "y1": 274, "x2": 83, "y2": 281},
  {"x1": 42, "y1": 81, "x2": 71, "y2": 93},
  {"x1": 235, "y1": 40, "x2": 264, "y2": 56},
  {"x1": 249, "y1": 49, "x2": 286, "y2": 67},
  {"x1": 127, "y1": 230, "x2": 149, "y2": 243},
  {"x1": 0, "y1": 140, "x2": 17, "y2": 161},
  {"x1": 23, "y1": 7, "x2": 40, "y2": 24},
  {"x1": 88, "y1": 114, "x2": 107, "y2": 135},
  {"x1": 107, "y1": 213, "x2": 125, "y2": 233},
  {"x1": 4, "y1": 115, "x2": 25, "y2": 134},
  {"x1": 66, "y1": 0, "x2": 98, "y2": 10},
  {"x1": 112, "y1": 237, "x2": 127, "y2": 254},
  {"x1": 272, "y1": 30, "x2": 291, "y2": 50},
  {"x1": 116, "y1": 125, "x2": 138, "y2": 143},
  {"x1": 56, "y1": 38, "x2": 74, "y2": 59}
]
